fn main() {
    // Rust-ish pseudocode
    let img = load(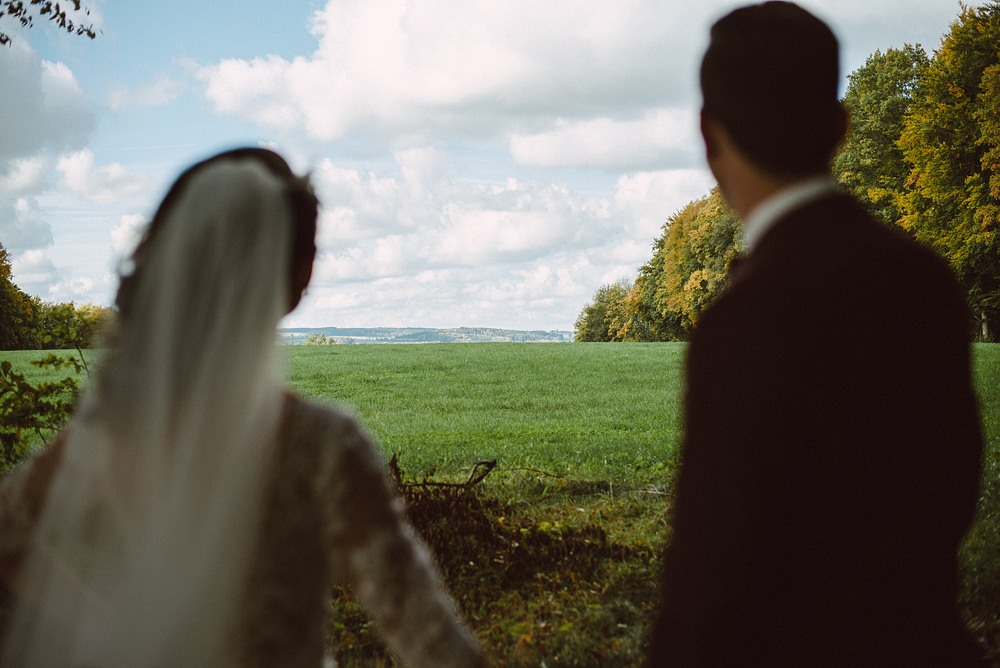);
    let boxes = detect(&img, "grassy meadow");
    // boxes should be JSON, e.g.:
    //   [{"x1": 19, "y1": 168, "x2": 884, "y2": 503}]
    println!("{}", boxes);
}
[
  {"x1": 289, "y1": 342, "x2": 685, "y2": 481},
  {"x1": 291, "y1": 342, "x2": 1000, "y2": 666},
  {"x1": 2, "y1": 342, "x2": 998, "y2": 665}
]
